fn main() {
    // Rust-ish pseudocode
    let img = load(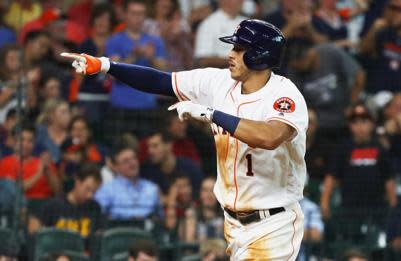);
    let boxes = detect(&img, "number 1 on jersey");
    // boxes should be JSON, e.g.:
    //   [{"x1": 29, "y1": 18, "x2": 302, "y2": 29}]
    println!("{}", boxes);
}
[{"x1": 246, "y1": 154, "x2": 254, "y2": 176}]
